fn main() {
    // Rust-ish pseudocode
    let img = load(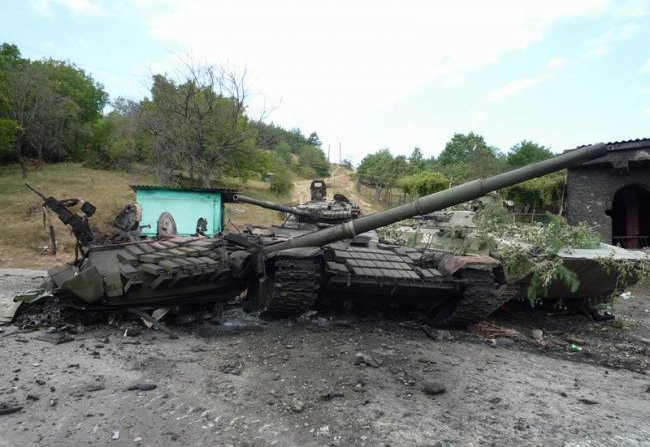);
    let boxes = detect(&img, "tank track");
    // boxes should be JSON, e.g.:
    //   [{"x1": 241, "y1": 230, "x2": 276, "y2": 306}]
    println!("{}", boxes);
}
[
  {"x1": 260, "y1": 257, "x2": 321, "y2": 317},
  {"x1": 435, "y1": 268, "x2": 520, "y2": 327}
]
